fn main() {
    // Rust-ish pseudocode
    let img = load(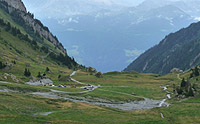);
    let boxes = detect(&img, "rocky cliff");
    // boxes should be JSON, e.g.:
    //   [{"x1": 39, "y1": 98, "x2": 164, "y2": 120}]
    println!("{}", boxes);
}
[
  {"x1": 0, "y1": 0, "x2": 26, "y2": 12},
  {"x1": 0, "y1": 0, "x2": 66, "y2": 53}
]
